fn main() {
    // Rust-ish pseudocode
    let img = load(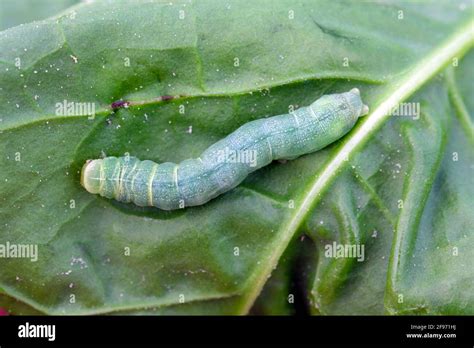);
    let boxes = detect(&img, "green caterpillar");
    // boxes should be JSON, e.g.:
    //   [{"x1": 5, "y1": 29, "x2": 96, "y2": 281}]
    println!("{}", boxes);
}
[{"x1": 81, "y1": 89, "x2": 368, "y2": 210}]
